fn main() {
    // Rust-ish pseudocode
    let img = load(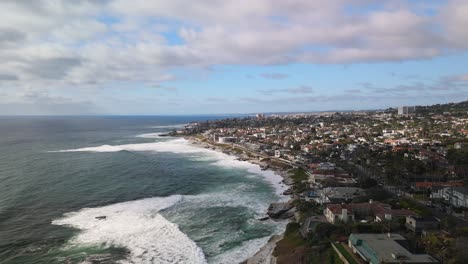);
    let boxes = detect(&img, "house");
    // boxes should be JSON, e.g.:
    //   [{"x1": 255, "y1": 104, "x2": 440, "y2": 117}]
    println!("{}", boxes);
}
[
  {"x1": 414, "y1": 181, "x2": 464, "y2": 191},
  {"x1": 433, "y1": 187, "x2": 468, "y2": 208},
  {"x1": 348, "y1": 233, "x2": 438, "y2": 264},
  {"x1": 325, "y1": 204, "x2": 355, "y2": 224},
  {"x1": 325, "y1": 200, "x2": 415, "y2": 224},
  {"x1": 406, "y1": 216, "x2": 440, "y2": 233},
  {"x1": 218, "y1": 136, "x2": 237, "y2": 143},
  {"x1": 375, "y1": 208, "x2": 416, "y2": 222},
  {"x1": 274, "y1": 149, "x2": 290, "y2": 158},
  {"x1": 315, "y1": 187, "x2": 365, "y2": 204},
  {"x1": 318, "y1": 162, "x2": 336, "y2": 170}
]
